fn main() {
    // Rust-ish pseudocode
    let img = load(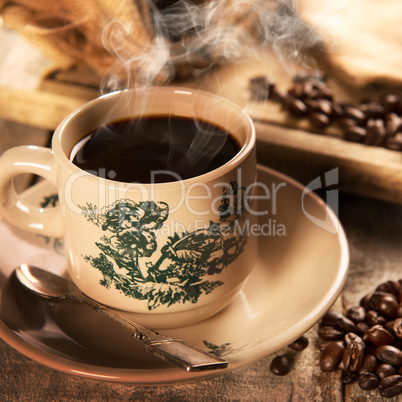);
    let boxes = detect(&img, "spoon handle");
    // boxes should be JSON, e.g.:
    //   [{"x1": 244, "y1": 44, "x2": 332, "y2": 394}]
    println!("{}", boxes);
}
[{"x1": 73, "y1": 293, "x2": 228, "y2": 372}]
